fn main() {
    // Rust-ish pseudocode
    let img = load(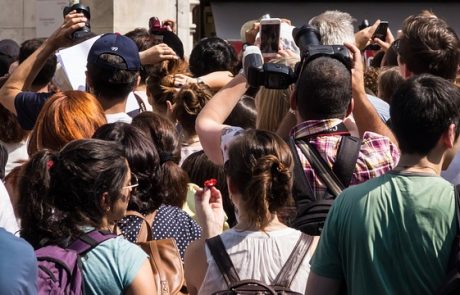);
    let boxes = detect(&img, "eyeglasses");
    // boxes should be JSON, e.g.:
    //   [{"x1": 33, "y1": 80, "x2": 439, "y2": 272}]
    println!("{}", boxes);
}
[{"x1": 123, "y1": 173, "x2": 139, "y2": 190}]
